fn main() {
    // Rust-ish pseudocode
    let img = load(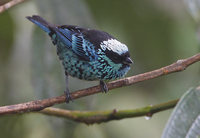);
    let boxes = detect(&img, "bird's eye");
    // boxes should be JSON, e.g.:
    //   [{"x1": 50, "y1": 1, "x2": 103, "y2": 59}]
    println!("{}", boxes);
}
[
  {"x1": 104, "y1": 49, "x2": 126, "y2": 64},
  {"x1": 106, "y1": 52, "x2": 122, "y2": 64}
]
